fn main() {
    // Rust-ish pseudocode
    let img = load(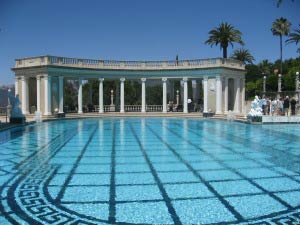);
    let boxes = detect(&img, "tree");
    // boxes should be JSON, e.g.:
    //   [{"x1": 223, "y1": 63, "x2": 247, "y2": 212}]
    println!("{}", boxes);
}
[
  {"x1": 271, "y1": 17, "x2": 291, "y2": 74},
  {"x1": 230, "y1": 48, "x2": 255, "y2": 64},
  {"x1": 205, "y1": 22, "x2": 244, "y2": 58},
  {"x1": 286, "y1": 24, "x2": 300, "y2": 56},
  {"x1": 258, "y1": 60, "x2": 273, "y2": 75}
]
